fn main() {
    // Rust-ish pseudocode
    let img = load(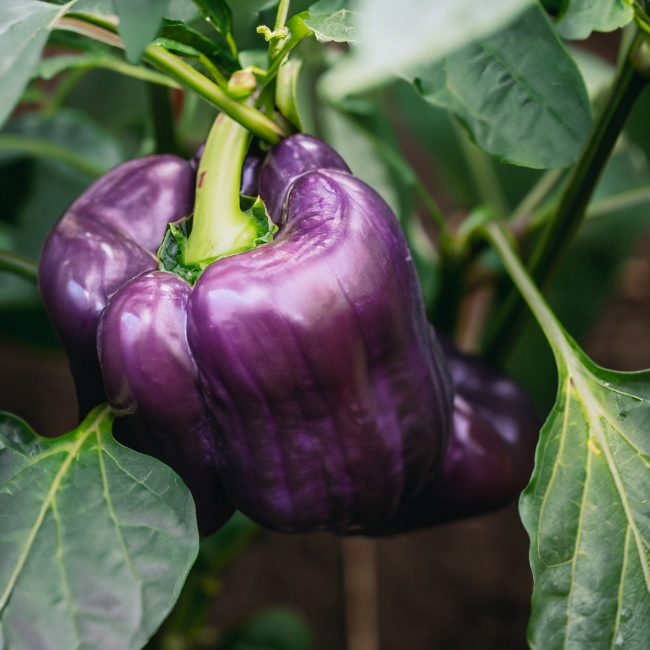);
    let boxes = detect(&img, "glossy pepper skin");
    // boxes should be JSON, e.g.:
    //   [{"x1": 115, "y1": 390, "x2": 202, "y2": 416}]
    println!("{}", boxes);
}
[
  {"x1": 369, "y1": 334, "x2": 540, "y2": 534},
  {"x1": 38, "y1": 155, "x2": 234, "y2": 535},
  {"x1": 97, "y1": 133, "x2": 454, "y2": 534}
]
